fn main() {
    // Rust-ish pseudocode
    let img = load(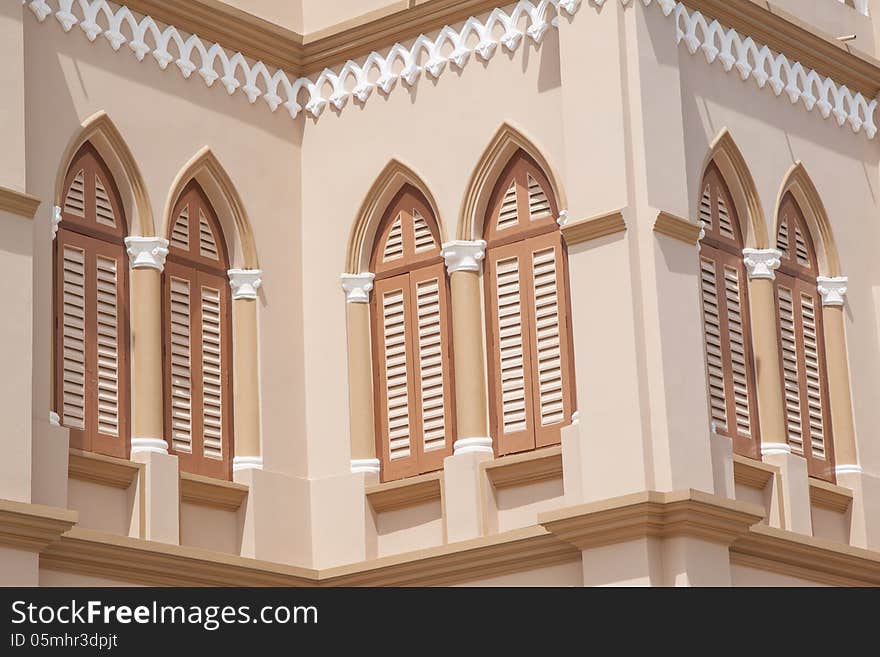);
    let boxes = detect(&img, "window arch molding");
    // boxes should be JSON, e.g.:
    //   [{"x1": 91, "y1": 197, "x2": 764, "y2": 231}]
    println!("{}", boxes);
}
[{"x1": 458, "y1": 123, "x2": 567, "y2": 242}]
